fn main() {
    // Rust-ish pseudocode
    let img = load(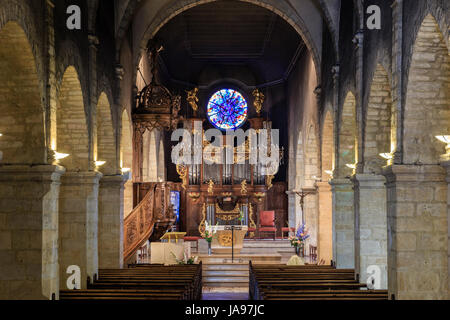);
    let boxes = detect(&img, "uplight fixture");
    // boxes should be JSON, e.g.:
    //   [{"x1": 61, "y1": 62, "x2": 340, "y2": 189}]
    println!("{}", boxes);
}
[
  {"x1": 54, "y1": 152, "x2": 69, "y2": 160},
  {"x1": 379, "y1": 153, "x2": 393, "y2": 160},
  {"x1": 95, "y1": 161, "x2": 106, "y2": 167},
  {"x1": 346, "y1": 163, "x2": 356, "y2": 169}
]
